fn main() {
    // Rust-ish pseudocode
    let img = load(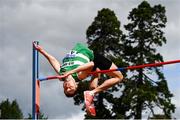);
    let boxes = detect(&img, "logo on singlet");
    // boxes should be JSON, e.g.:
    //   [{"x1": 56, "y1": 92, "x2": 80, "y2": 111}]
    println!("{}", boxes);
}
[{"x1": 64, "y1": 50, "x2": 77, "y2": 58}]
